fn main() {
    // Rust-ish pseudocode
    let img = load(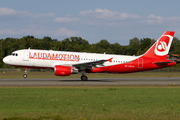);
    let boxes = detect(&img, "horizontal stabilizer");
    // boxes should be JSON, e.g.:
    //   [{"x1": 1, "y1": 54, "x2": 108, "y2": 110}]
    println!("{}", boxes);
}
[{"x1": 153, "y1": 61, "x2": 174, "y2": 65}]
